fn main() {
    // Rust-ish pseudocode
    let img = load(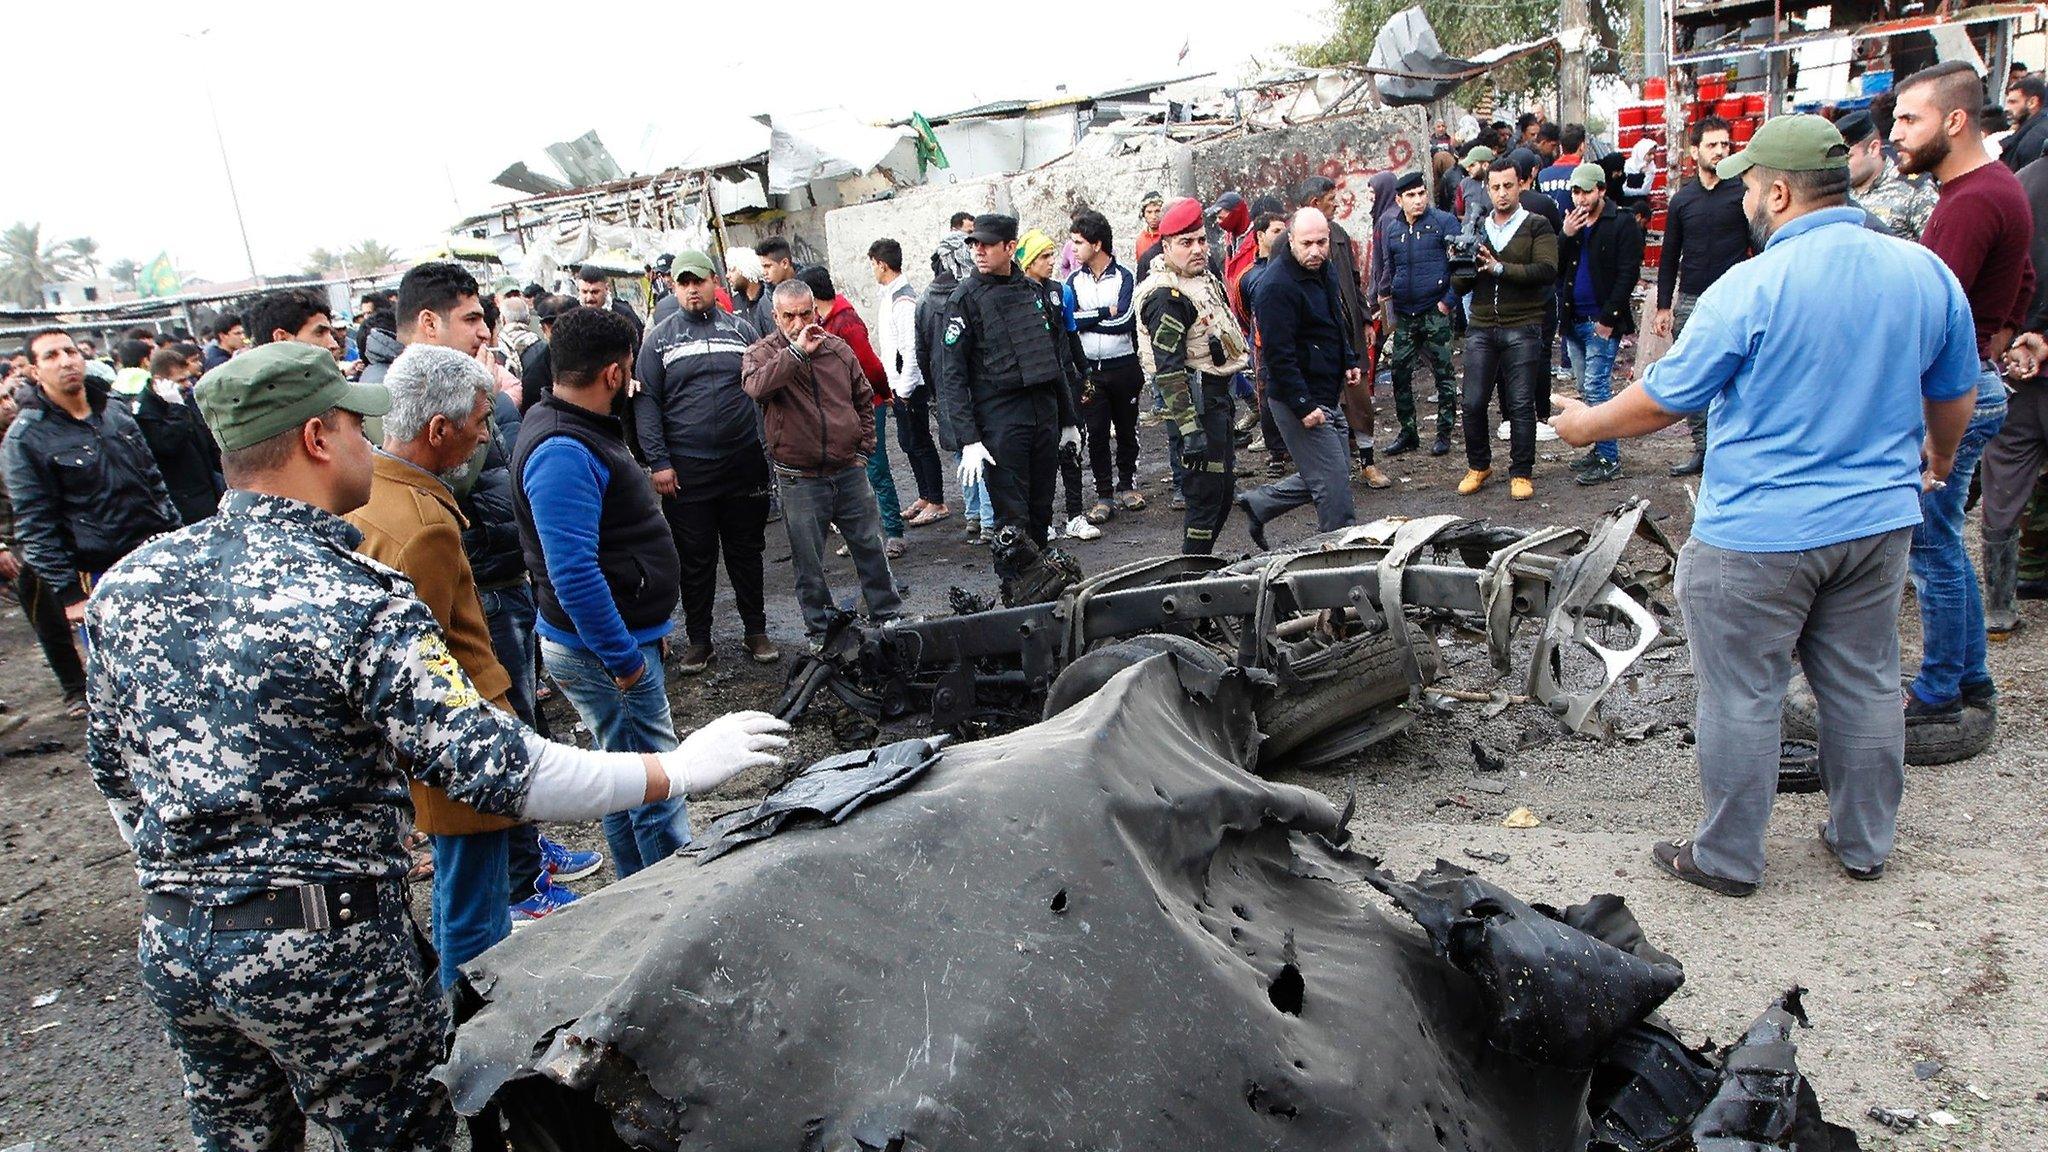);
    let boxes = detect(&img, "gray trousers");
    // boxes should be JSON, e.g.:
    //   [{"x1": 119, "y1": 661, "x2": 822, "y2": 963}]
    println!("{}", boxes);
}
[
  {"x1": 780, "y1": 464, "x2": 904, "y2": 637},
  {"x1": 1677, "y1": 528, "x2": 1913, "y2": 884},
  {"x1": 1242, "y1": 404, "x2": 1357, "y2": 533}
]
